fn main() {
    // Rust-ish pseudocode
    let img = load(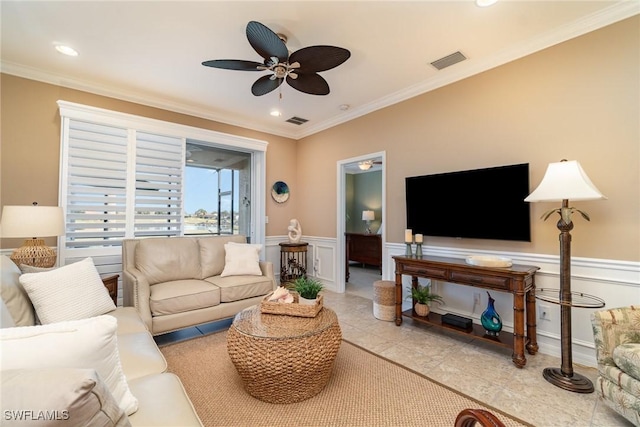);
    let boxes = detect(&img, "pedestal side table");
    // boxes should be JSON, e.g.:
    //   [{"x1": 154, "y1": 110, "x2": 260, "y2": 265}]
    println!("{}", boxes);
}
[{"x1": 226, "y1": 306, "x2": 341, "y2": 403}]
